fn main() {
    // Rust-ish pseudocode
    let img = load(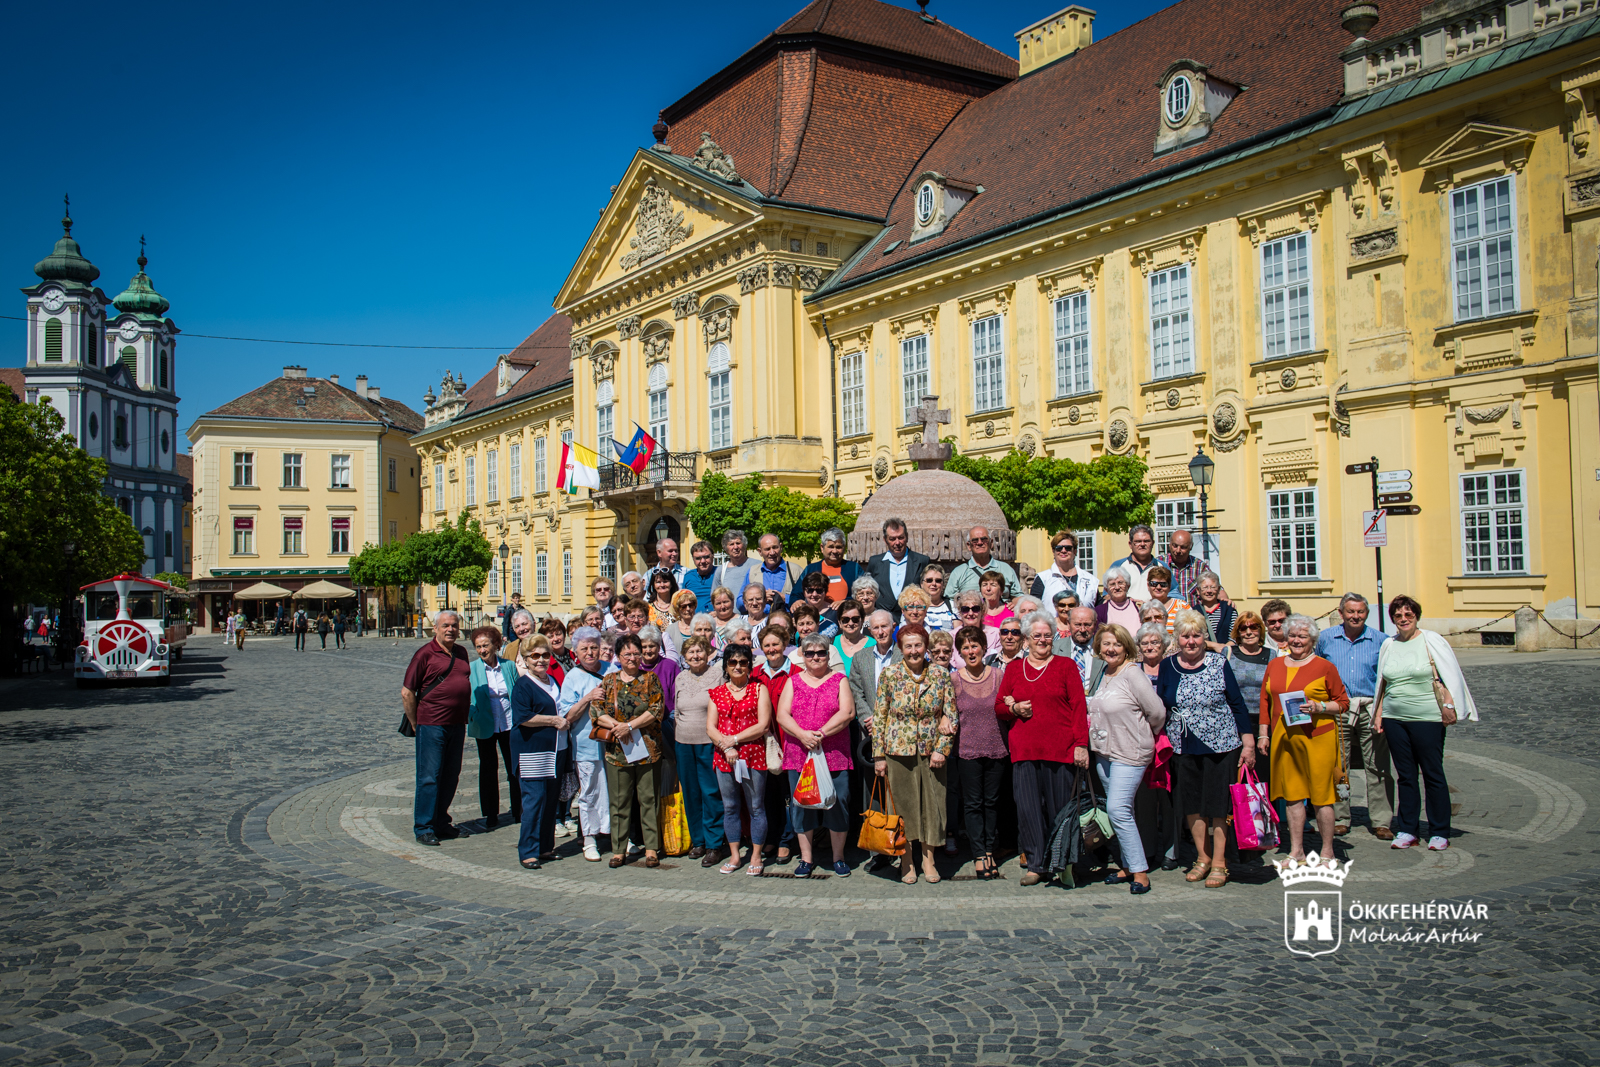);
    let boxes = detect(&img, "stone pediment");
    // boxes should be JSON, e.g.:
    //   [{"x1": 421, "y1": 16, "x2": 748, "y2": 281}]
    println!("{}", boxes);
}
[
  {"x1": 556, "y1": 154, "x2": 762, "y2": 312},
  {"x1": 1420, "y1": 122, "x2": 1535, "y2": 189}
]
